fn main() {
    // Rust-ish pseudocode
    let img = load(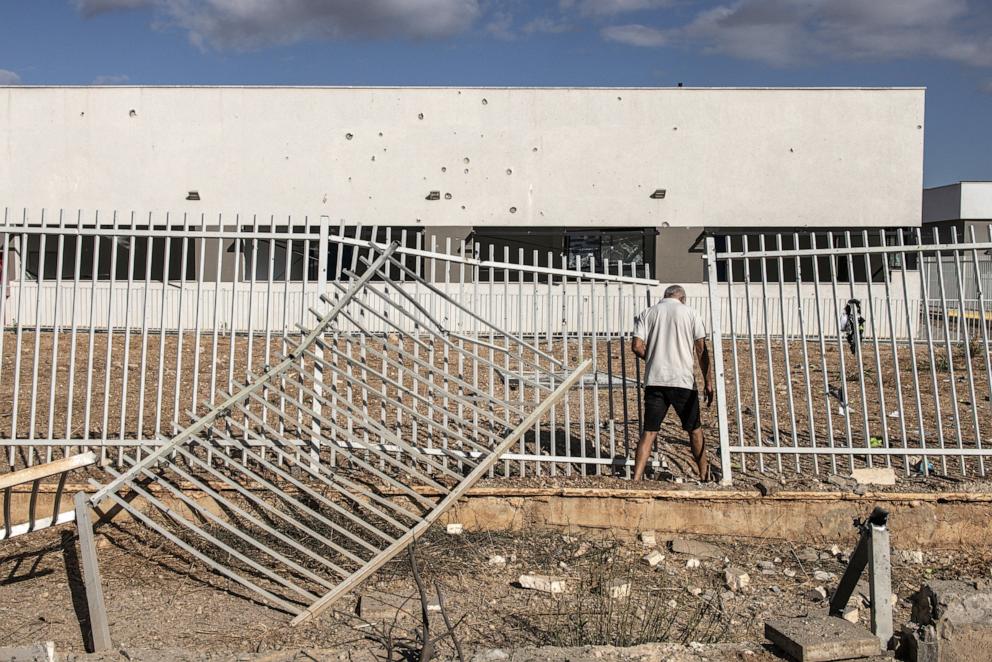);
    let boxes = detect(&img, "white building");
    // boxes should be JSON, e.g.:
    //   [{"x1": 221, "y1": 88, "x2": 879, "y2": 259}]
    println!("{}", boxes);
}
[{"x1": 1, "y1": 86, "x2": 925, "y2": 283}]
